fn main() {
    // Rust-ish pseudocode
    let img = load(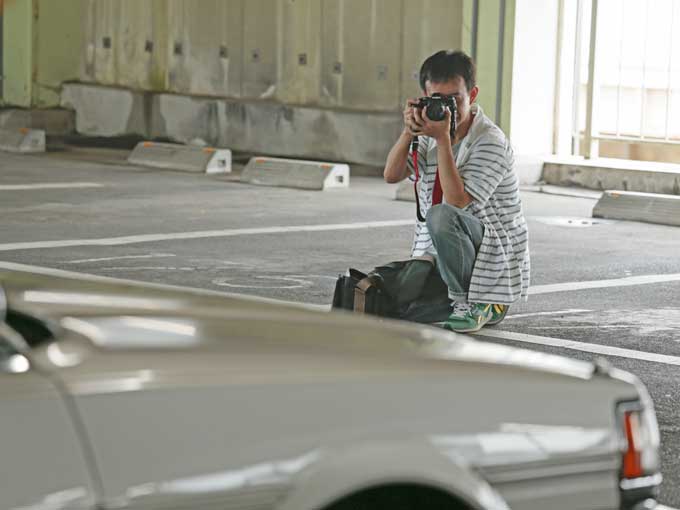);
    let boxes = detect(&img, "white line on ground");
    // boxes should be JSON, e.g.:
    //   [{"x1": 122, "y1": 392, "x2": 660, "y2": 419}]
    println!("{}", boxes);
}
[
  {"x1": 99, "y1": 266, "x2": 196, "y2": 271},
  {"x1": 530, "y1": 274, "x2": 680, "y2": 295},
  {"x1": 0, "y1": 220, "x2": 415, "y2": 252},
  {"x1": 66, "y1": 253, "x2": 176, "y2": 264},
  {"x1": 474, "y1": 329, "x2": 680, "y2": 367},
  {"x1": 527, "y1": 325, "x2": 630, "y2": 330},
  {"x1": 0, "y1": 182, "x2": 104, "y2": 191},
  {"x1": 503, "y1": 308, "x2": 591, "y2": 320}
]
